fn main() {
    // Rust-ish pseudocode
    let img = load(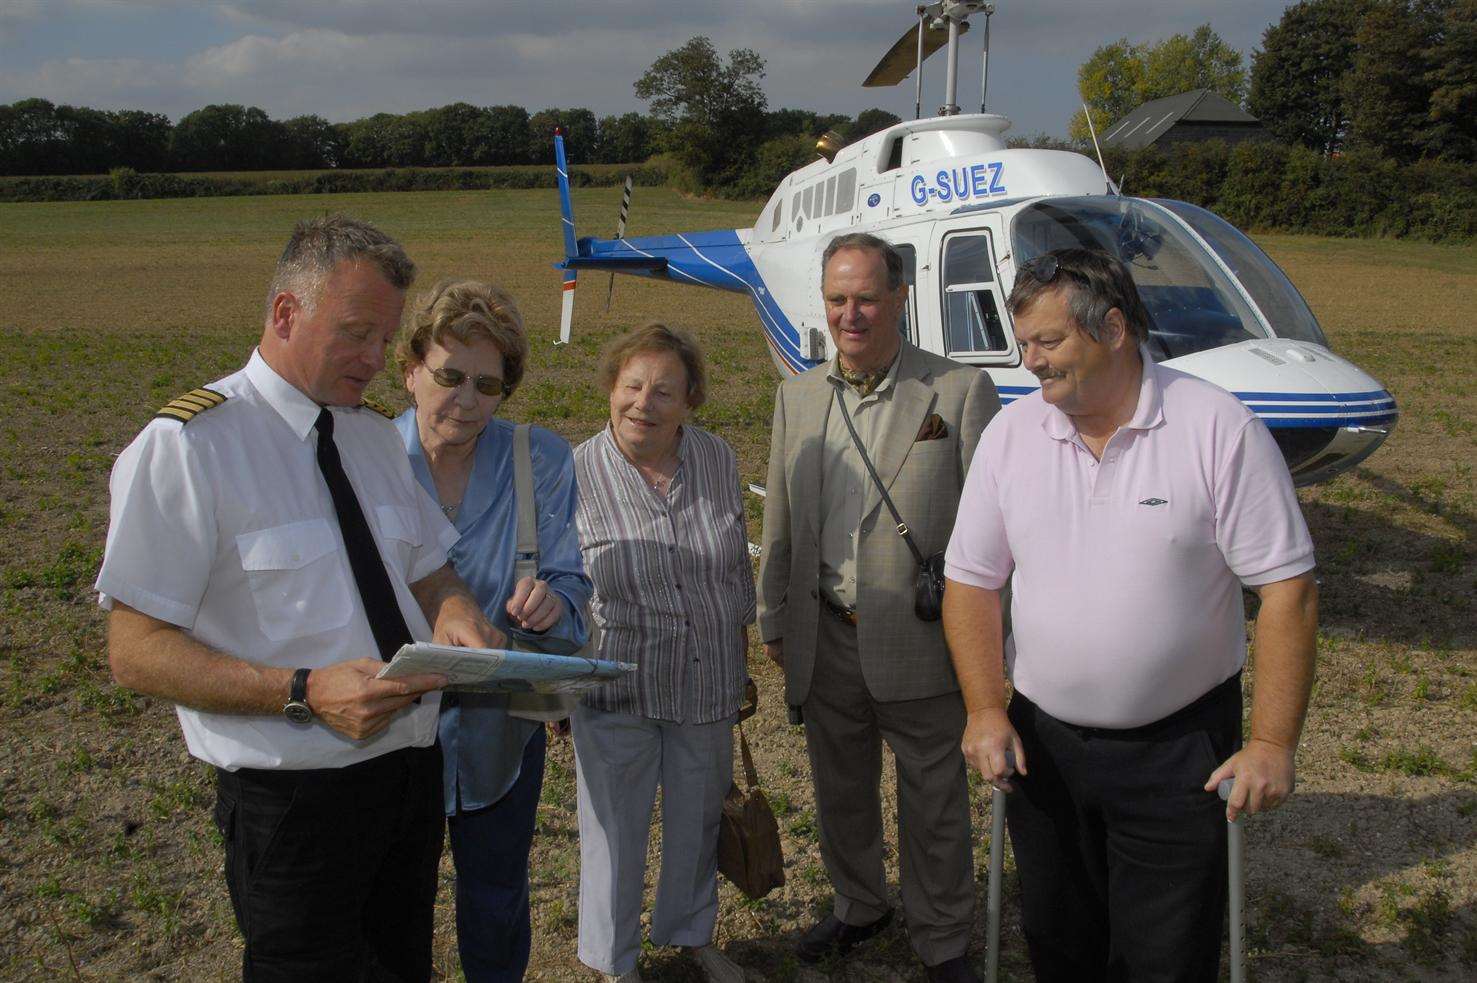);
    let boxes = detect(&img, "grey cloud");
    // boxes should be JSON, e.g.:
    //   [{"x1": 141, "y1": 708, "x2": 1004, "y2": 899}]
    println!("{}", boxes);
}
[{"x1": 0, "y1": 2, "x2": 1298, "y2": 133}]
